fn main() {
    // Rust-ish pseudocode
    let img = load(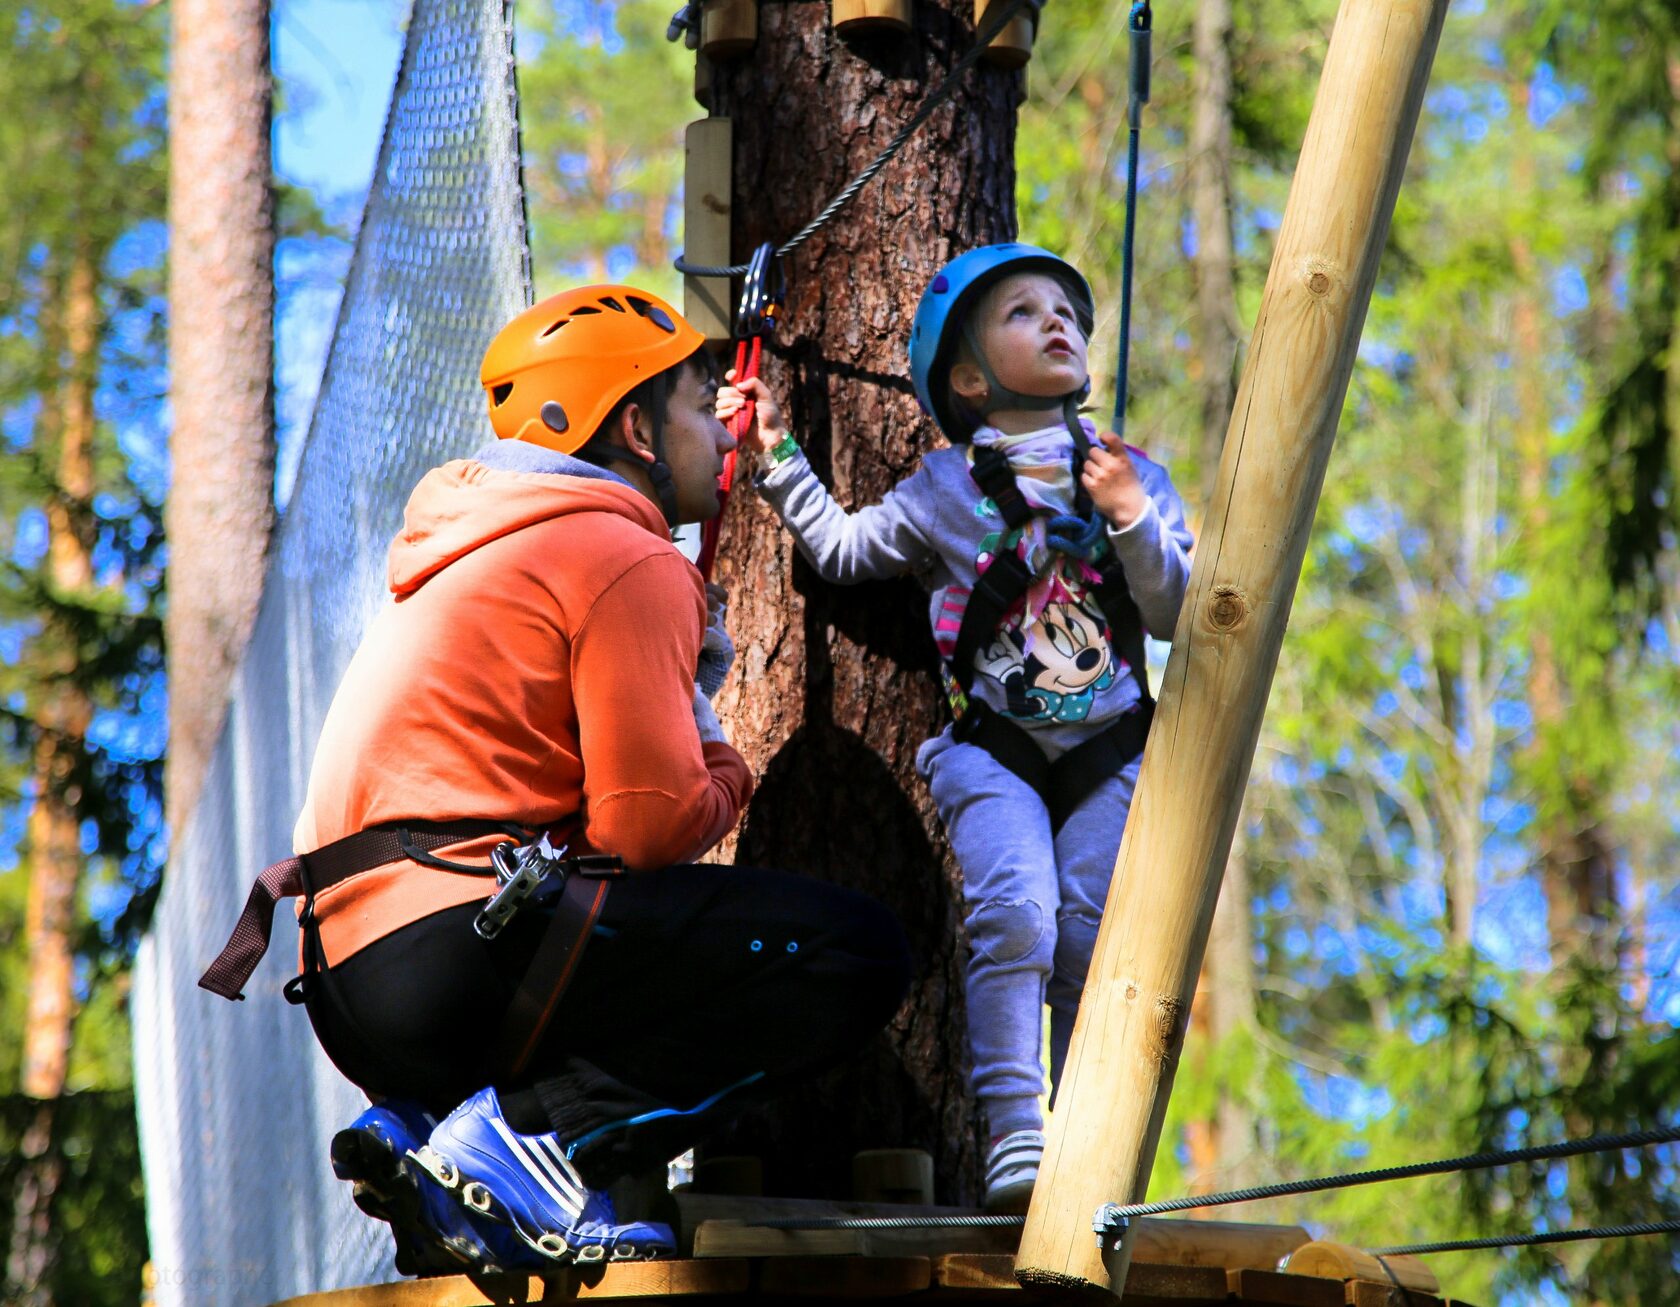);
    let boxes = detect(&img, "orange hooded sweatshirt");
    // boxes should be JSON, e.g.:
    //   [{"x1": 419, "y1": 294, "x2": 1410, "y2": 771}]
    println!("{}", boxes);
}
[{"x1": 292, "y1": 453, "x2": 753, "y2": 967}]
